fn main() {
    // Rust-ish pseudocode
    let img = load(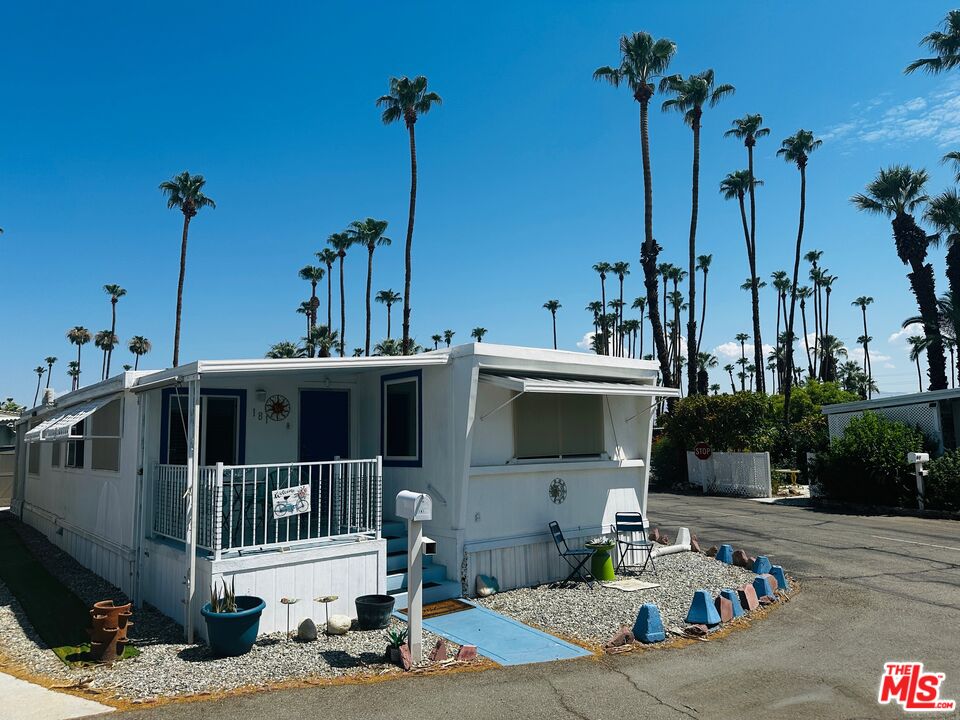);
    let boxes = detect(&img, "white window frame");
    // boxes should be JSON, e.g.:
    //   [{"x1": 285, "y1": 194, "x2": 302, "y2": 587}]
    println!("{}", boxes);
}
[
  {"x1": 382, "y1": 374, "x2": 420, "y2": 464},
  {"x1": 166, "y1": 393, "x2": 241, "y2": 466}
]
